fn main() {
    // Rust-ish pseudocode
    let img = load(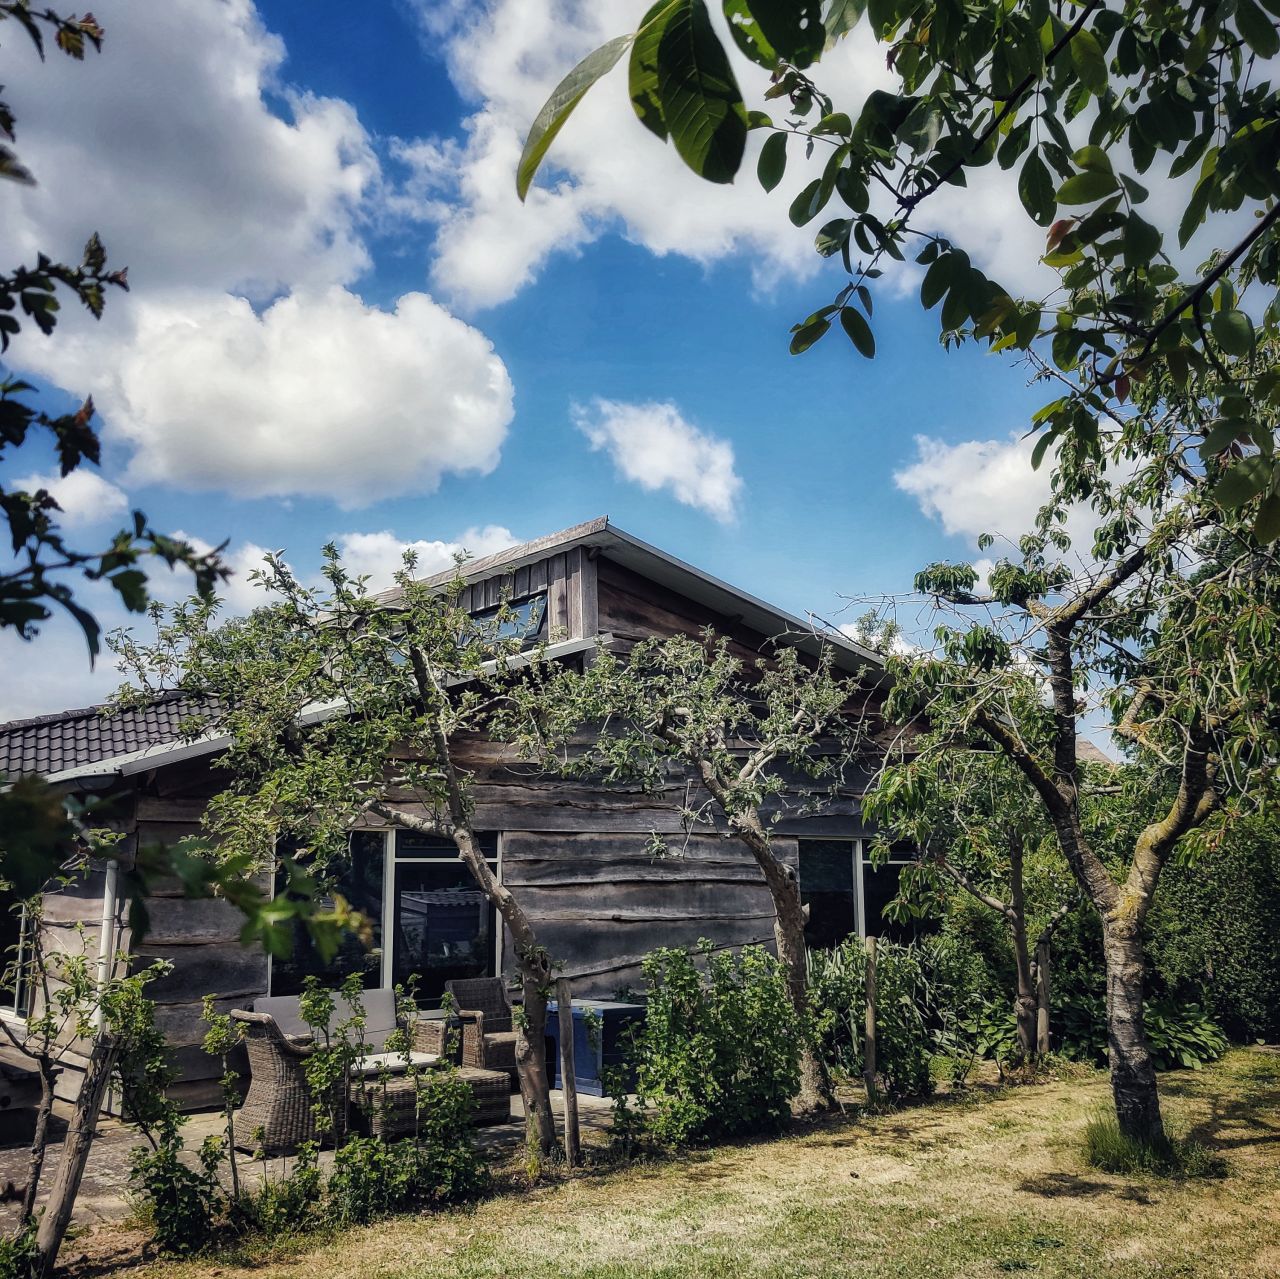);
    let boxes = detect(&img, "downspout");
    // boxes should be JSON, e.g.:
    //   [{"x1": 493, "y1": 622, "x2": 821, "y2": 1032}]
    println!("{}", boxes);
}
[{"x1": 92, "y1": 860, "x2": 119, "y2": 1032}]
